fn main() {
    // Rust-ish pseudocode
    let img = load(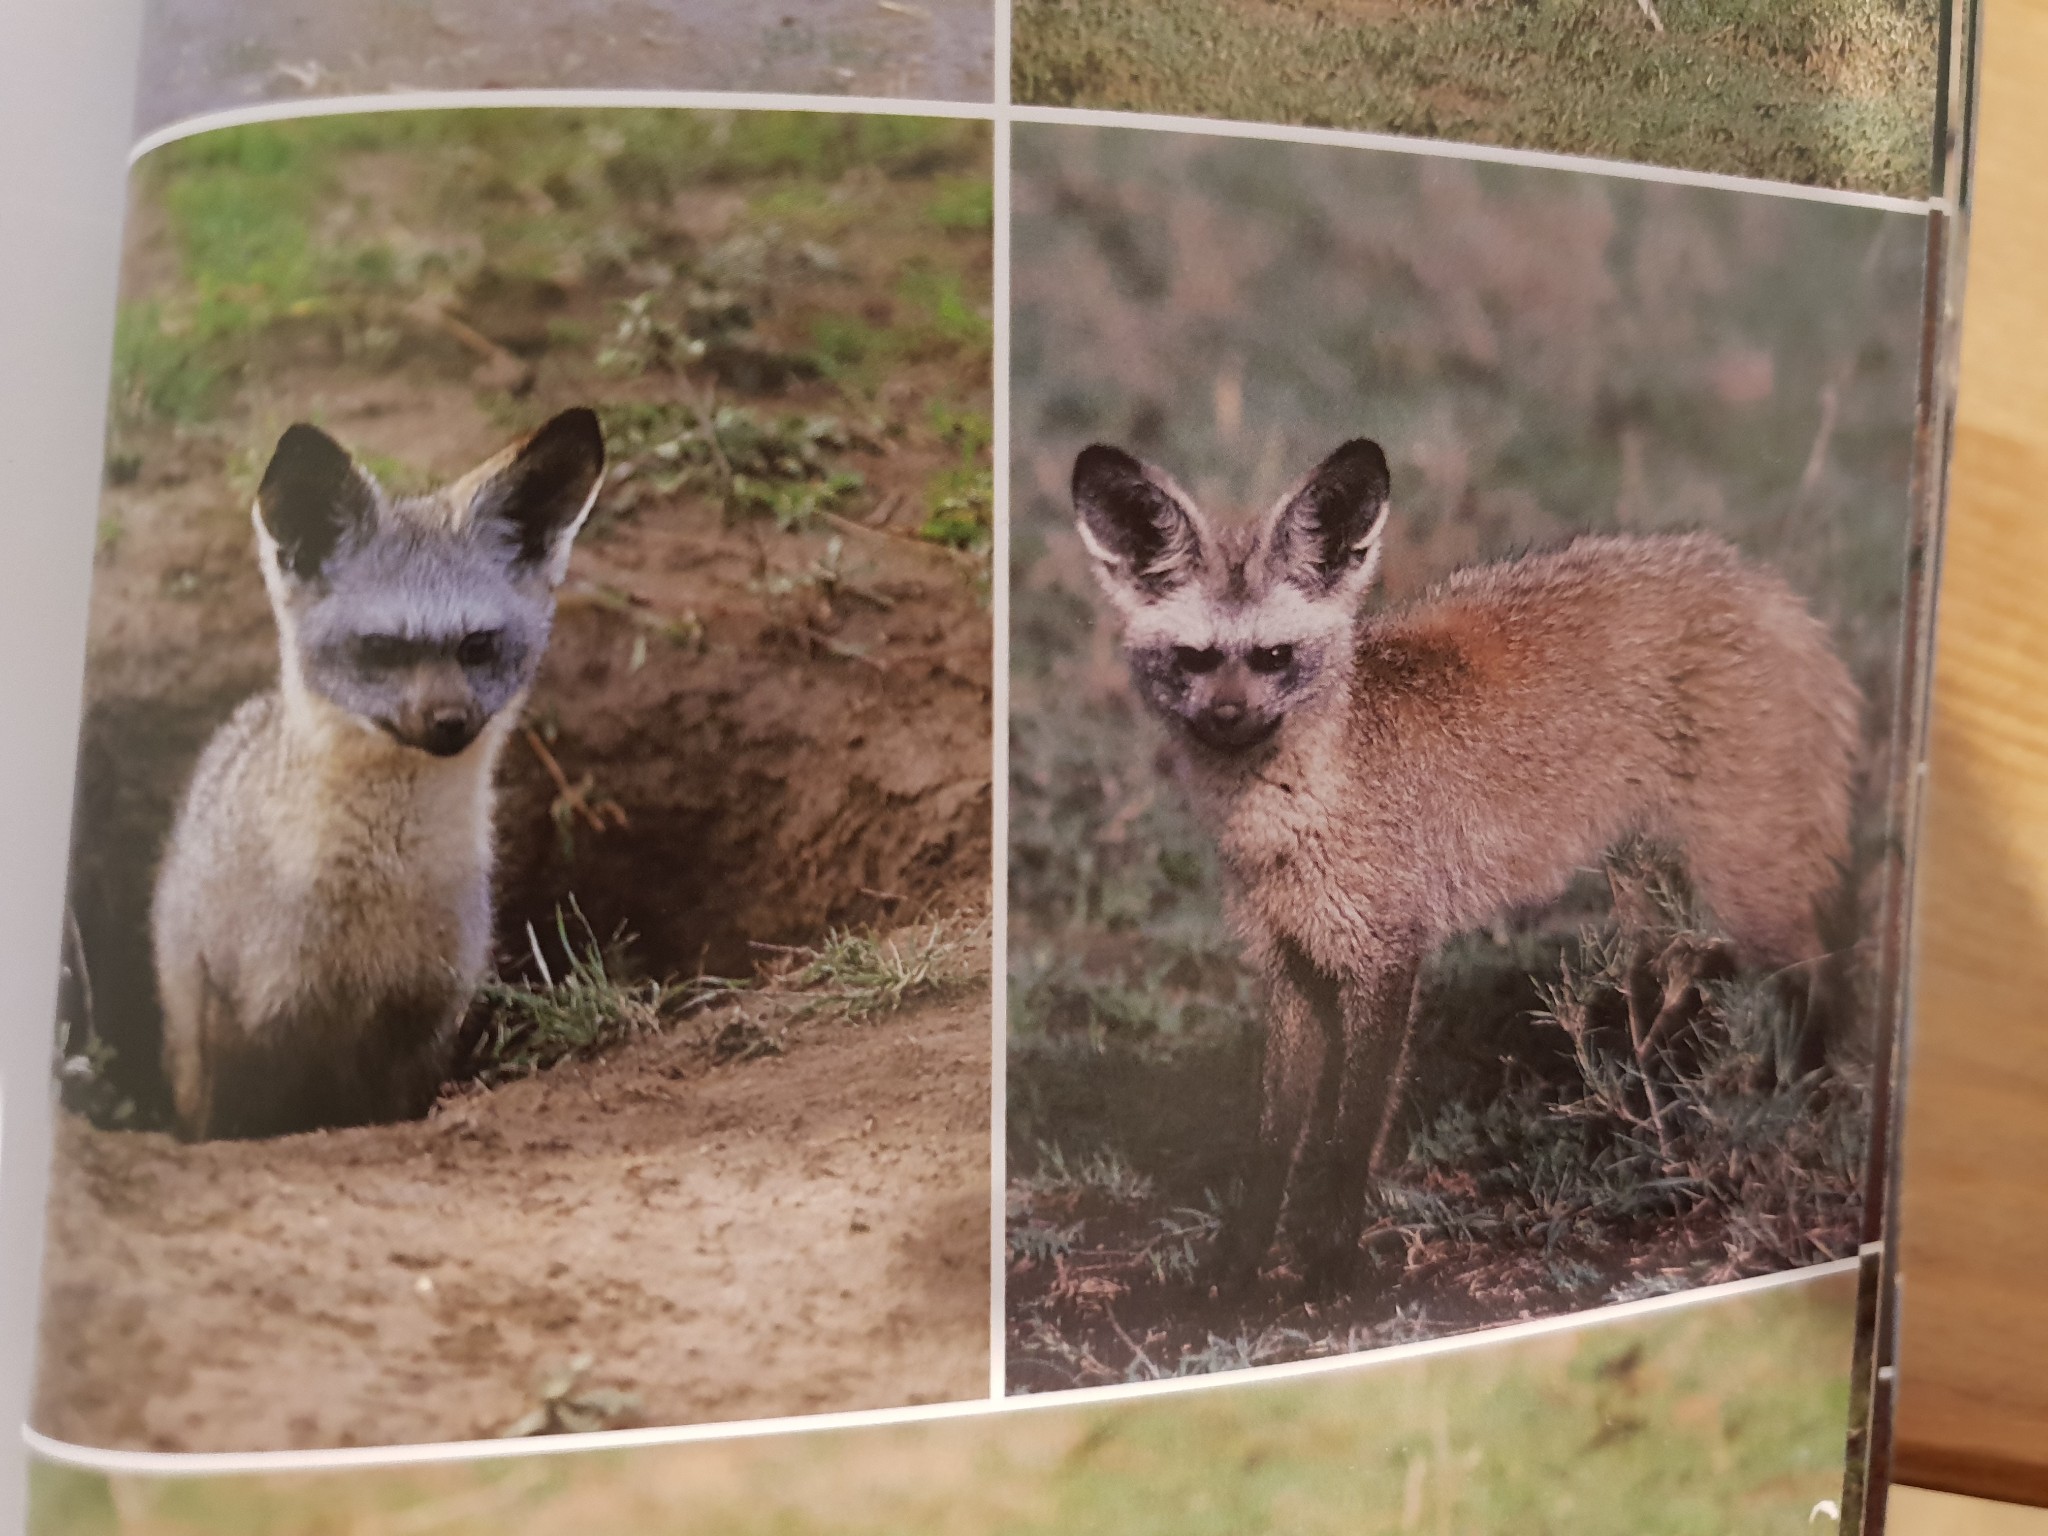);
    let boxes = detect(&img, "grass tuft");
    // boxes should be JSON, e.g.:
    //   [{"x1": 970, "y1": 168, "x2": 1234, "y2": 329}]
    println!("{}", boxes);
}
[
  {"x1": 498, "y1": 1353, "x2": 643, "y2": 1438},
  {"x1": 468, "y1": 901, "x2": 682, "y2": 1083},
  {"x1": 1017, "y1": 1143, "x2": 1157, "y2": 1204},
  {"x1": 774, "y1": 915, "x2": 986, "y2": 1019}
]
